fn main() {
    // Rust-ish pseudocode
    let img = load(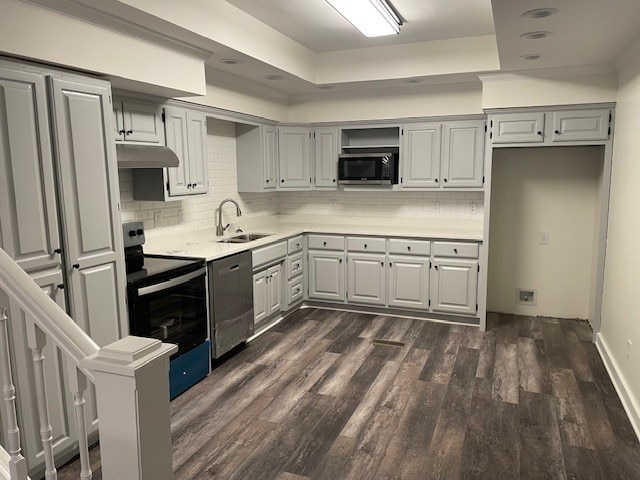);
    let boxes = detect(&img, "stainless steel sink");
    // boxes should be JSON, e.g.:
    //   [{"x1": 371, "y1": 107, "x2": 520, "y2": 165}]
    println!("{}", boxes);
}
[{"x1": 216, "y1": 233, "x2": 271, "y2": 244}]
